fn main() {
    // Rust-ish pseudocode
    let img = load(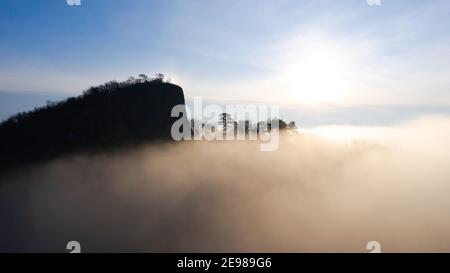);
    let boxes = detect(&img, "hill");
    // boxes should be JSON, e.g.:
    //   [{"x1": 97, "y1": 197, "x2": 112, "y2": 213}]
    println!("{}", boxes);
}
[{"x1": 0, "y1": 76, "x2": 187, "y2": 170}]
